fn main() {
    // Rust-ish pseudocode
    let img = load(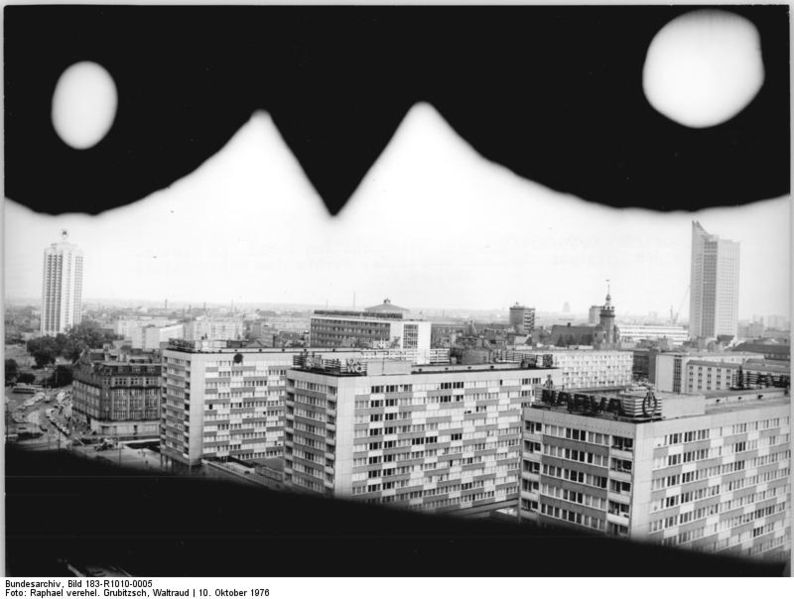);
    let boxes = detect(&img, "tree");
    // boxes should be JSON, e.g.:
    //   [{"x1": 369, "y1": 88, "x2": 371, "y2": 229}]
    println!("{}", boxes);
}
[
  {"x1": 27, "y1": 335, "x2": 61, "y2": 367},
  {"x1": 61, "y1": 321, "x2": 119, "y2": 362},
  {"x1": 5, "y1": 359, "x2": 19, "y2": 383},
  {"x1": 17, "y1": 372, "x2": 36, "y2": 384},
  {"x1": 26, "y1": 321, "x2": 119, "y2": 366},
  {"x1": 49, "y1": 365, "x2": 74, "y2": 388}
]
